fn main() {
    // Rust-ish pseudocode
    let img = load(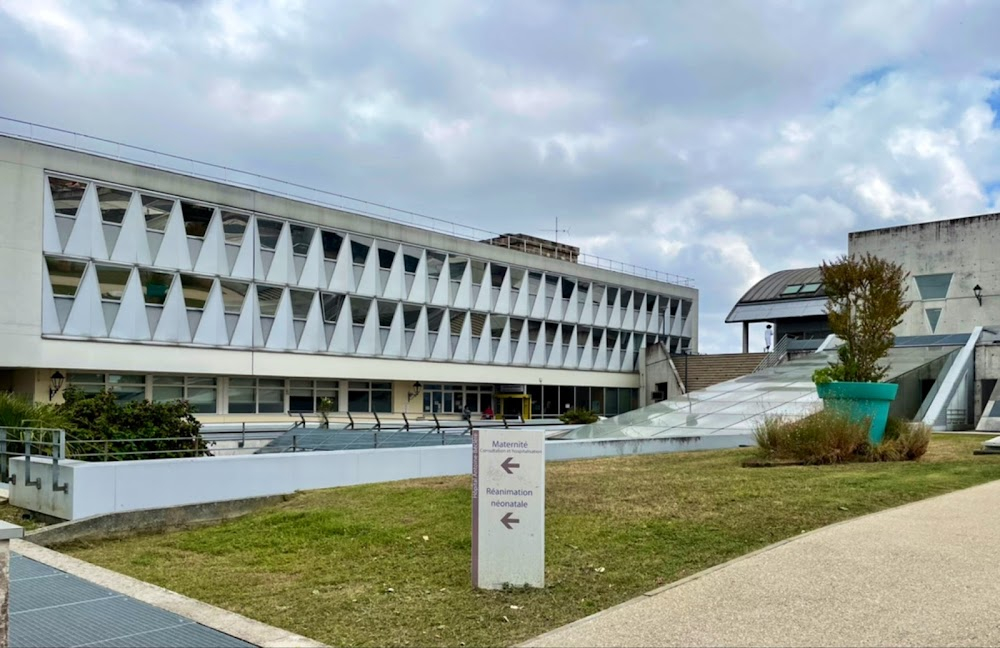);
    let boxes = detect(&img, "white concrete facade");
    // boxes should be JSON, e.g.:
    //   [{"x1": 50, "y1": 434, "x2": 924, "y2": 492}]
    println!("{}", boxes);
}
[{"x1": 0, "y1": 136, "x2": 698, "y2": 420}]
